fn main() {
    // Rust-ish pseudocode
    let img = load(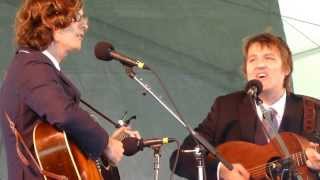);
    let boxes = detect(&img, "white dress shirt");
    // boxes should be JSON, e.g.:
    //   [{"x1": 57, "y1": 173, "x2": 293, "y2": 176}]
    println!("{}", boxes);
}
[
  {"x1": 255, "y1": 91, "x2": 287, "y2": 130},
  {"x1": 42, "y1": 50, "x2": 61, "y2": 71}
]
